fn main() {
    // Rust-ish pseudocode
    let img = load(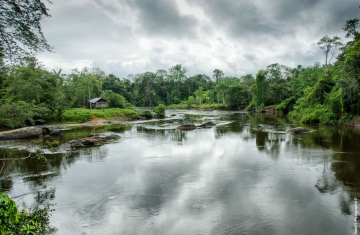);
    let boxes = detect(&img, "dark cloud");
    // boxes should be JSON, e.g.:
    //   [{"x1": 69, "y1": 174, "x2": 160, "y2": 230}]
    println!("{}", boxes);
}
[
  {"x1": 38, "y1": 0, "x2": 360, "y2": 79},
  {"x1": 131, "y1": 0, "x2": 199, "y2": 38}
]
